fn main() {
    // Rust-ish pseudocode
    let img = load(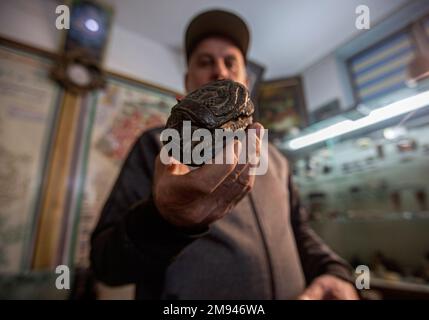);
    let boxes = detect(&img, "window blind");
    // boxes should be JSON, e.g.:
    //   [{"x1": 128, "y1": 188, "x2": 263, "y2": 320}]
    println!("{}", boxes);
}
[{"x1": 348, "y1": 30, "x2": 416, "y2": 104}]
